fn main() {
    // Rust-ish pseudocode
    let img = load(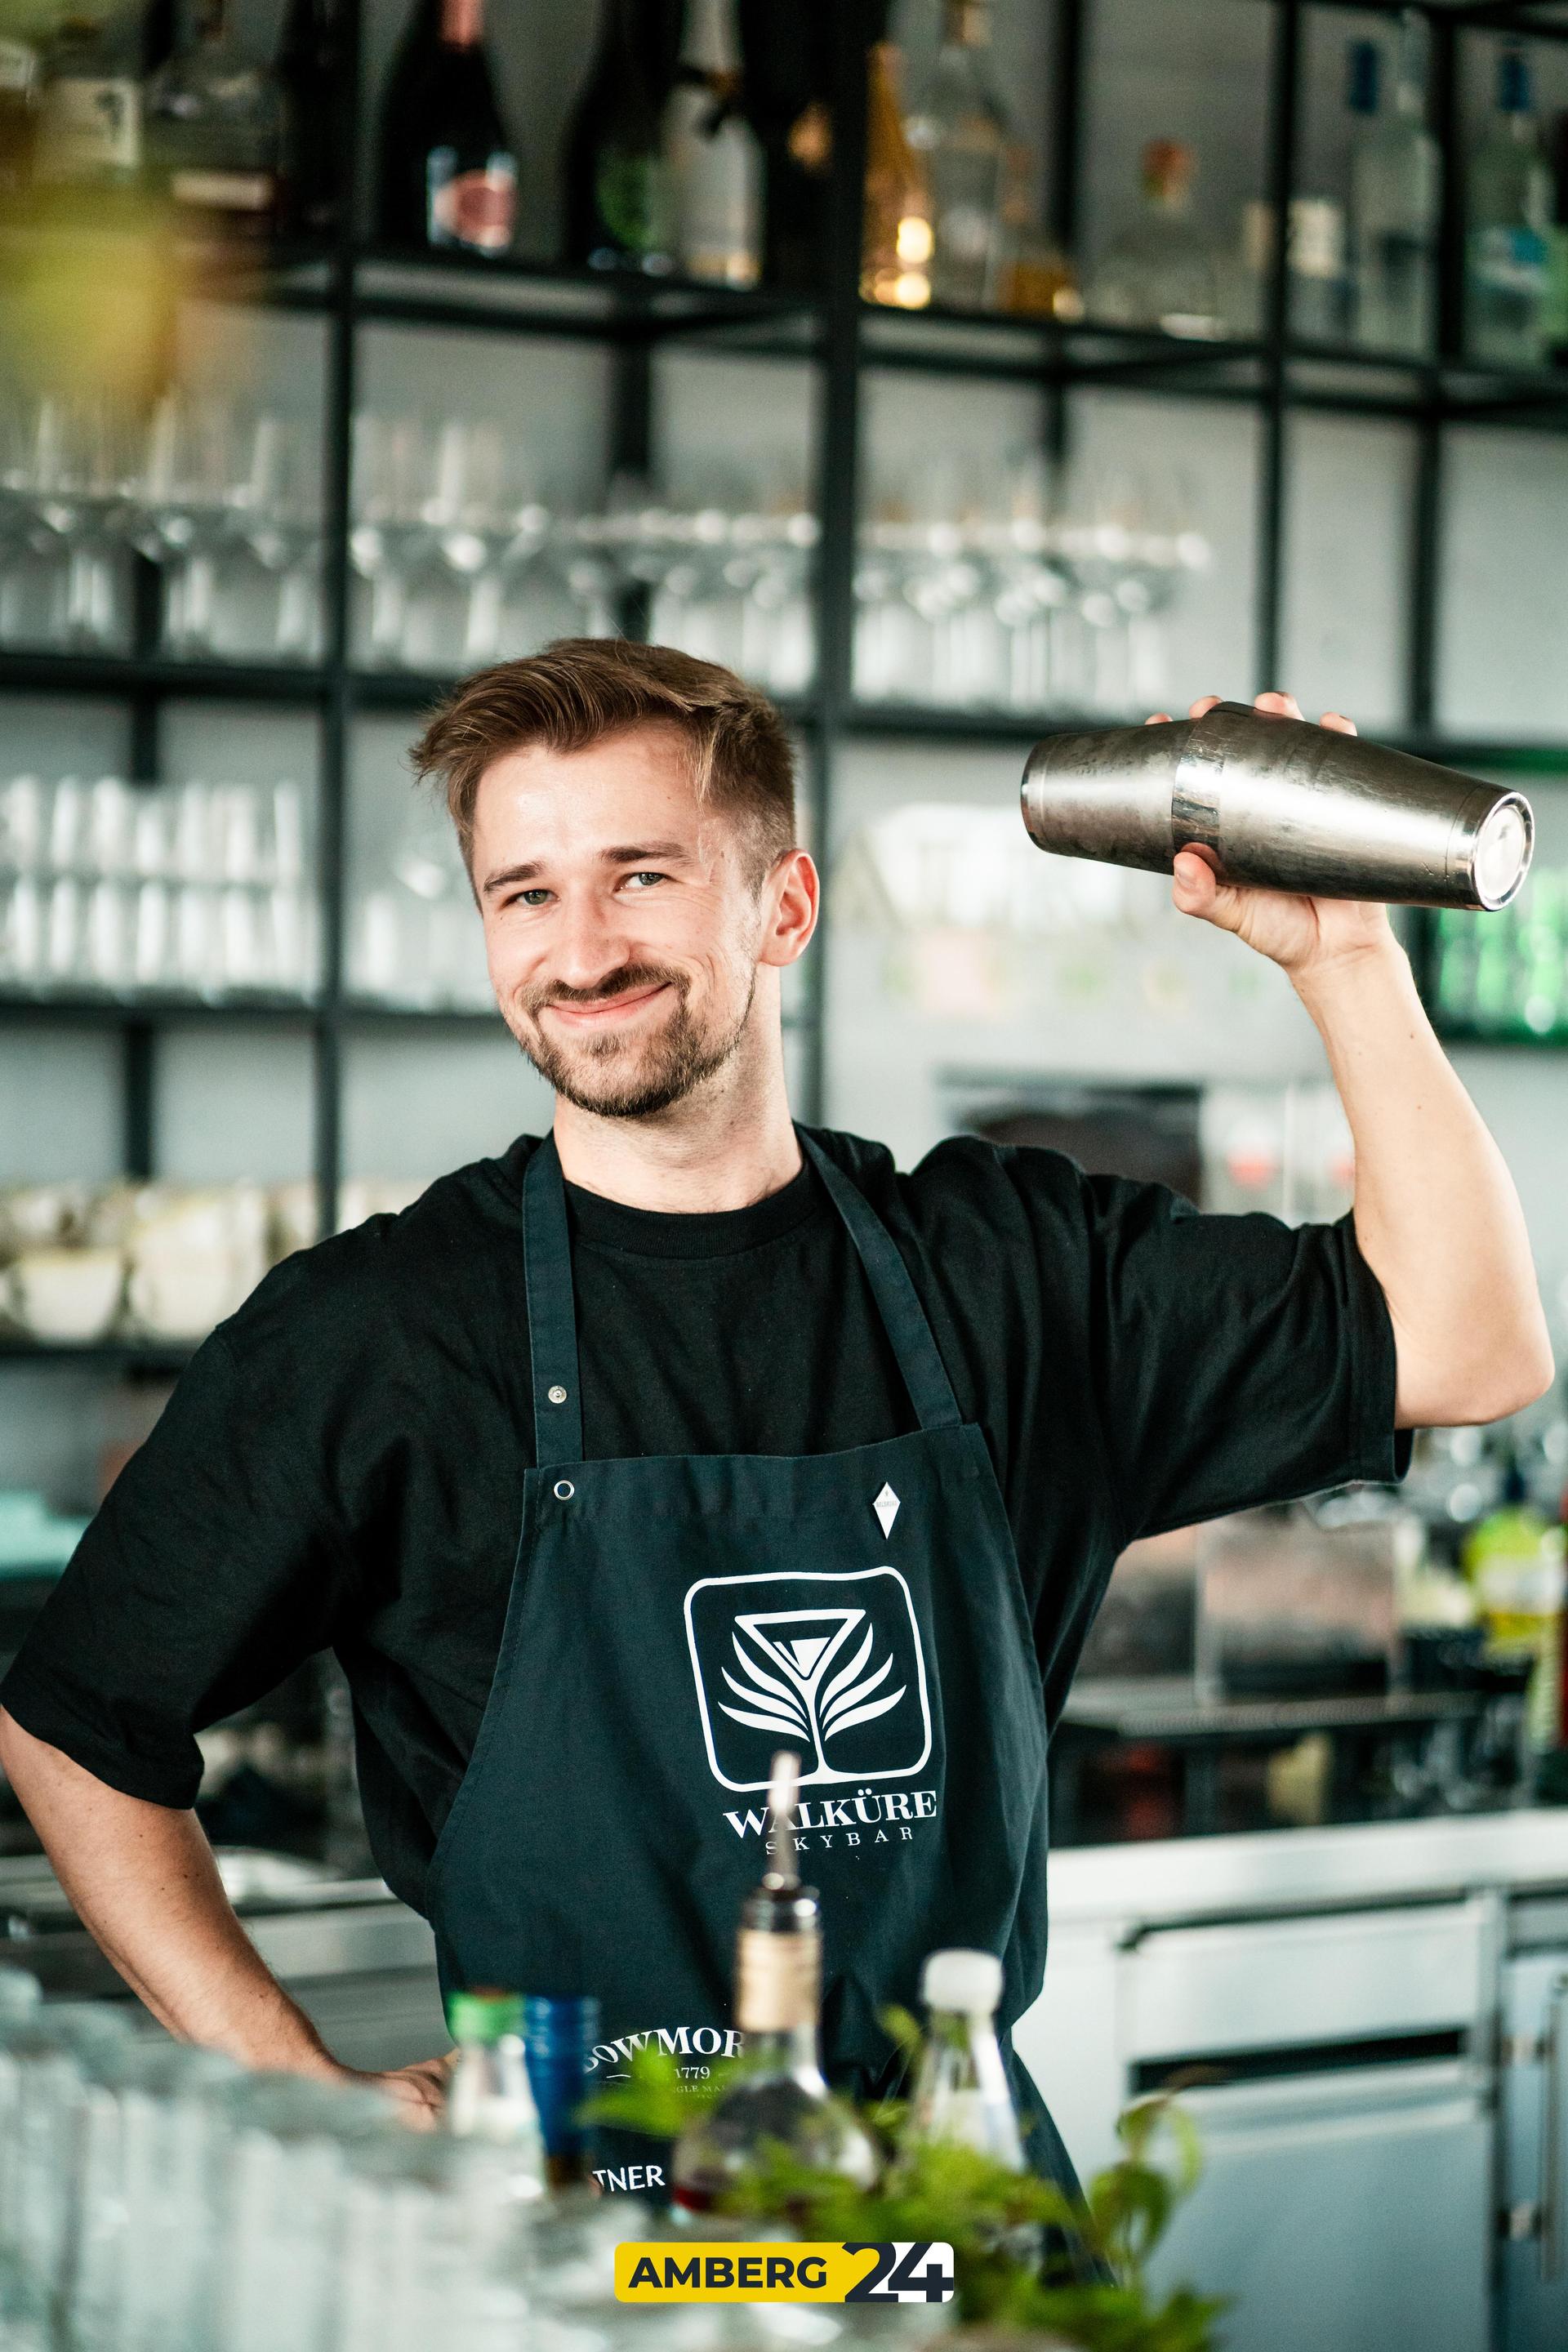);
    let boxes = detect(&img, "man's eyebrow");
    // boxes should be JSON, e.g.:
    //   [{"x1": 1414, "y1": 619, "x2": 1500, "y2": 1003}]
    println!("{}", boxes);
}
[
  {"x1": 479, "y1": 842, "x2": 693, "y2": 898},
  {"x1": 599, "y1": 840, "x2": 689, "y2": 864}
]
